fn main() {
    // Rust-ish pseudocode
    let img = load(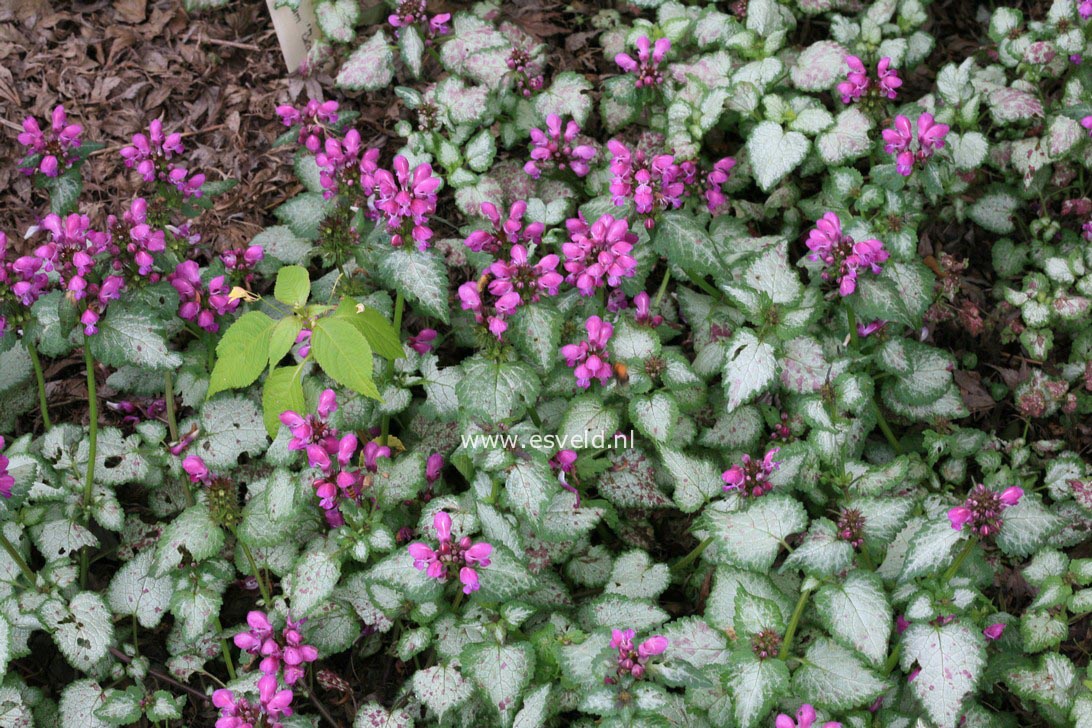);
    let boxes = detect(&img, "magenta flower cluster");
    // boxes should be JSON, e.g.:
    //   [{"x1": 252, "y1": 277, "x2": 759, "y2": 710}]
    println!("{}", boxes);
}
[
  {"x1": 775, "y1": 704, "x2": 842, "y2": 728},
  {"x1": 606, "y1": 141, "x2": 735, "y2": 226},
  {"x1": 805, "y1": 213, "x2": 889, "y2": 296},
  {"x1": 168, "y1": 260, "x2": 238, "y2": 333},
  {"x1": 561, "y1": 315, "x2": 615, "y2": 388},
  {"x1": 837, "y1": 55, "x2": 901, "y2": 104},
  {"x1": 120, "y1": 119, "x2": 205, "y2": 198},
  {"x1": 458, "y1": 244, "x2": 562, "y2": 340},
  {"x1": 615, "y1": 36, "x2": 671, "y2": 89},
  {"x1": 0, "y1": 436, "x2": 13, "y2": 499},
  {"x1": 722, "y1": 447, "x2": 781, "y2": 498},
  {"x1": 315, "y1": 128, "x2": 380, "y2": 201},
  {"x1": 562, "y1": 213, "x2": 639, "y2": 296},
  {"x1": 947, "y1": 484, "x2": 1024, "y2": 537},
  {"x1": 604, "y1": 629, "x2": 668, "y2": 683},
  {"x1": 212, "y1": 673, "x2": 293, "y2": 728},
  {"x1": 464, "y1": 201, "x2": 545, "y2": 255},
  {"x1": 882, "y1": 113, "x2": 949, "y2": 177},
  {"x1": 280, "y1": 389, "x2": 389, "y2": 527},
  {"x1": 507, "y1": 46, "x2": 545, "y2": 97},
  {"x1": 387, "y1": 0, "x2": 450, "y2": 39},
  {"x1": 524, "y1": 115, "x2": 596, "y2": 179},
  {"x1": 372, "y1": 155, "x2": 442, "y2": 250},
  {"x1": 277, "y1": 100, "x2": 339, "y2": 153},
  {"x1": 407, "y1": 511, "x2": 493, "y2": 594},
  {"x1": 17, "y1": 105, "x2": 83, "y2": 178},
  {"x1": 106, "y1": 198, "x2": 166, "y2": 280},
  {"x1": 234, "y1": 610, "x2": 319, "y2": 685}
]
